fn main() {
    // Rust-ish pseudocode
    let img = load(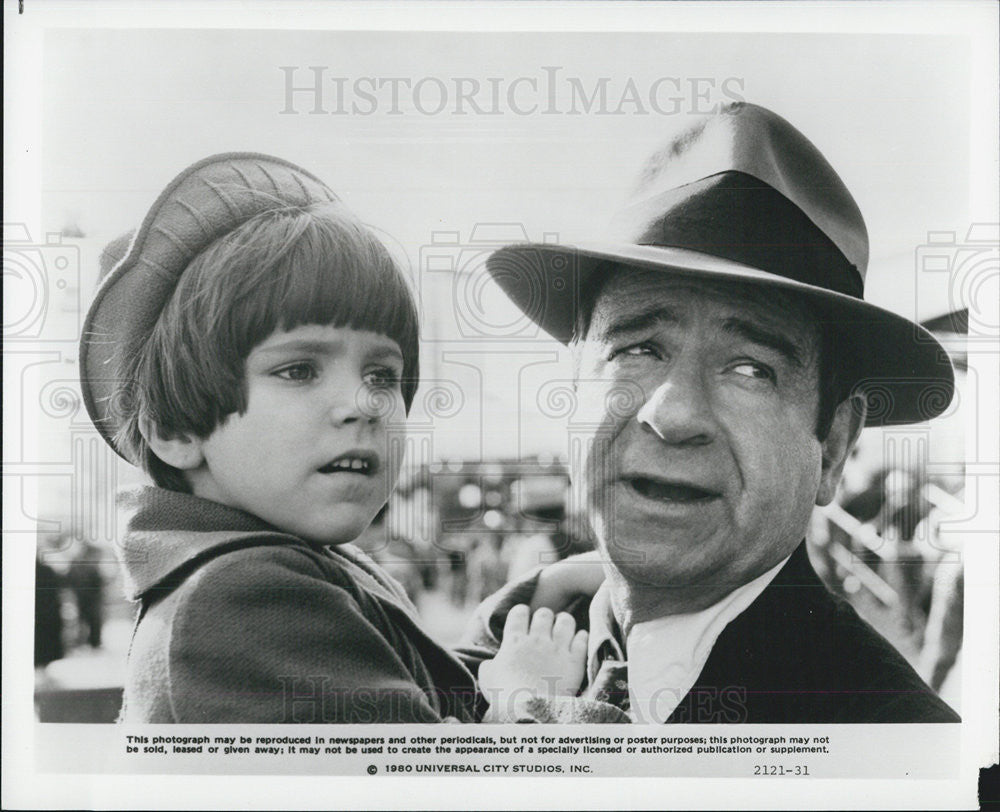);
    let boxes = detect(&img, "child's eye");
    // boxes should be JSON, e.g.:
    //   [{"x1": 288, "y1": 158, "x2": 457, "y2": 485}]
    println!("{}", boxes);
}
[
  {"x1": 364, "y1": 366, "x2": 401, "y2": 389},
  {"x1": 274, "y1": 362, "x2": 317, "y2": 382}
]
